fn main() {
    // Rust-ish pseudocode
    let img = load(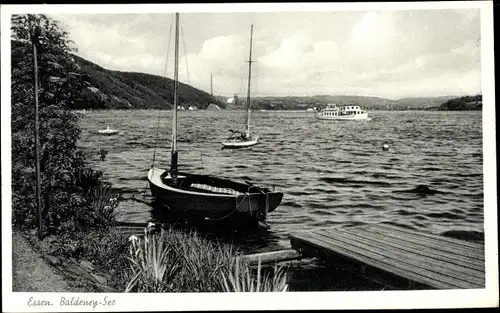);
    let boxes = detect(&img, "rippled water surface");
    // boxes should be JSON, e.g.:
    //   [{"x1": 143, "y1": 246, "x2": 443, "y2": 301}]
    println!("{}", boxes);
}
[{"x1": 79, "y1": 110, "x2": 484, "y2": 252}]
